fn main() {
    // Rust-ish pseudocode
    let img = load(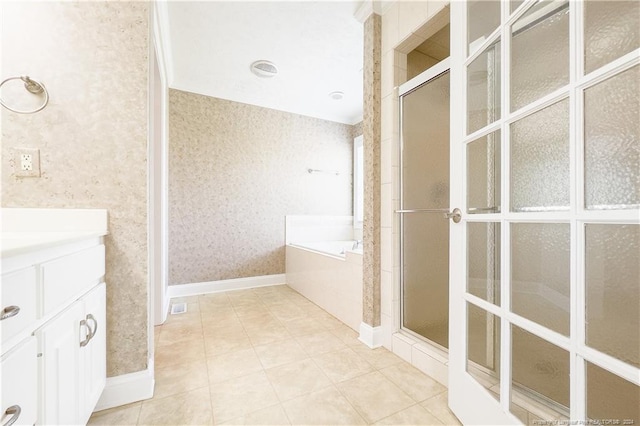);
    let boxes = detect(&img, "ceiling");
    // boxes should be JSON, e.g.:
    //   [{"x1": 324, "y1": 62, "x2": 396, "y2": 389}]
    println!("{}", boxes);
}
[{"x1": 165, "y1": 1, "x2": 364, "y2": 125}]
